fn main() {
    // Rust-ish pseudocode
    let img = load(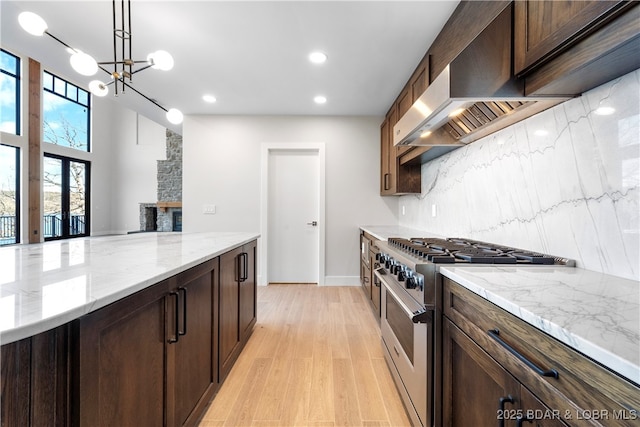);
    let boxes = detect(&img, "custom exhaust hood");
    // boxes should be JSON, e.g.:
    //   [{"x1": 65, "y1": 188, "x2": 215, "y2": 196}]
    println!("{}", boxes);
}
[{"x1": 394, "y1": 4, "x2": 569, "y2": 148}]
